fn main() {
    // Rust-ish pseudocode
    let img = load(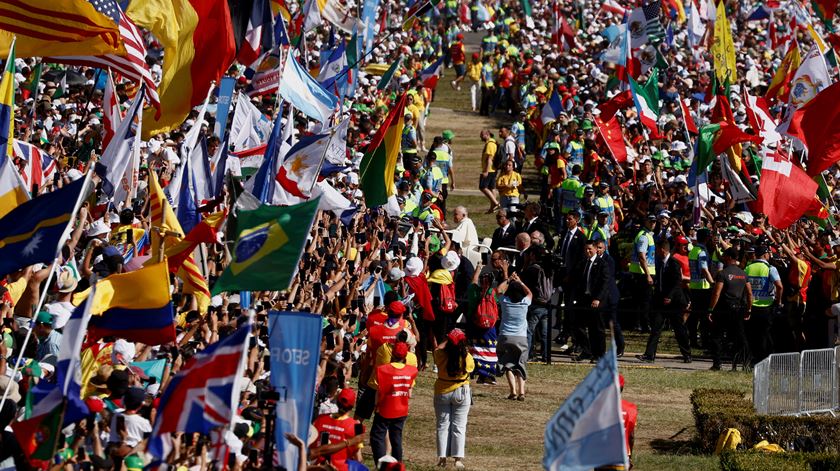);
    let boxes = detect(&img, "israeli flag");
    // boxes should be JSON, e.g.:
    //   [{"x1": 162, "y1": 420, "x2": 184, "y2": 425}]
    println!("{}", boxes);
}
[
  {"x1": 277, "y1": 50, "x2": 338, "y2": 124},
  {"x1": 543, "y1": 345, "x2": 628, "y2": 471}
]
